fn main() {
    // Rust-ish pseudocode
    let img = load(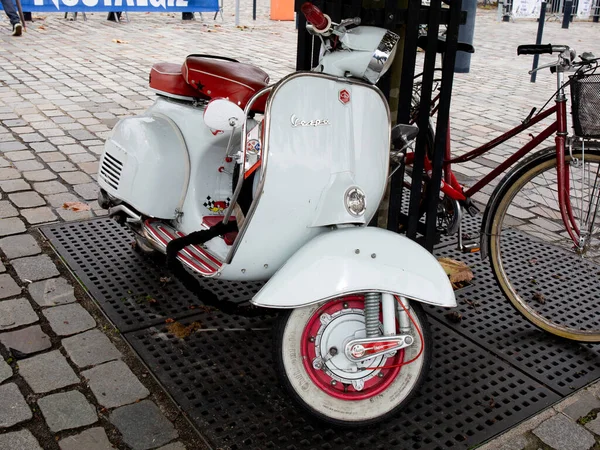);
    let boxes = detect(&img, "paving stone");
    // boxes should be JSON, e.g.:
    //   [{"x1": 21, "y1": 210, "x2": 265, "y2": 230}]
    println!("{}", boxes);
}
[
  {"x1": 0, "y1": 274, "x2": 22, "y2": 299},
  {"x1": 43, "y1": 303, "x2": 96, "y2": 336},
  {"x1": 12, "y1": 255, "x2": 59, "y2": 282},
  {"x1": 71, "y1": 153, "x2": 97, "y2": 164},
  {"x1": 0, "y1": 383, "x2": 32, "y2": 428},
  {"x1": 0, "y1": 201, "x2": 17, "y2": 218},
  {"x1": 38, "y1": 390, "x2": 97, "y2": 432},
  {"x1": 8, "y1": 191, "x2": 45, "y2": 208},
  {"x1": 33, "y1": 181, "x2": 68, "y2": 195},
  {"x1": 58, "y1": 427, "x2": 115, "y2": 450},
  {"x1": 62, "y1": 329, "x2": 122, "y2": 368},
  {"x1": 57, "y1": 208, "x2": 94, "y2": 221},
  {"x1": 30, "y1": 142, "x2": 57, "y2": 153},
  {"x1": 0, "y1": 141, "x2": 26, "y2": 152},
  {"x1": 74, "y1": 183, "x2": 99, "y2": 200},
  {"x1": 0, "y1": 179, "x2": 31, "y2": 193},
  {"x1": 0, "y1": 218, "x2": 26, "y2": 236},
  {"x1": 4, "y1": 150, "x2": 34, "y2": 161},
  {"x1": 59, "y1": 144, "x2": 86, "y2": 155},
  {"x1": 586, "y1": 416, "x2": 600, "y2": 435},
  {"x1": 110, "y1": 400, "x2": 177, "y2": 450},
  {"x1": 83, "y1": 360, "x2": 149, "y2": 409},
  {"x1": 0, "y1": 298, "x2": 38, "y2": 331},
  {"x1": 23, "y1": 169, "x2": 57, "y2": 182},
  {"x1": 157, "y1": 443, "x2": 186, "y2": 450},
  {"x1": 558, "y1": 391, "x2": 600, "y2": 421},
  {"x1": 39, "y1": 151, "x2": 66, "y2": 162},
  {"x1": 13, "y1": 160, "x2": 44, "y2": 172},
  {"x1": 0, "y1": 168, "x2": 21, "y2": 180},
  {"x1": 0, "y1": 358, "x2": 11, "y2": 383},
  {"x1": 45, "y1": 192, "x2": 80, "y2": 208},
  {"x1": 22, "y1": 207, "x2": 58, "y2": 224},
  {"x1": 0, "y1": 234, "x2": 41, "y2": 259},
  {"x1": 533, "y1": 413, "x2": 595, "y2": 450},
  {"x1": 78, "y1": 161, "x2": 99, "y2": 174},
  {"x1": 18, "y1": 350, "x2": 79, "y2": 393},
  {"x1": 29, "y1": 277, "x2": 76, "y2": 307},
  {"x1": 48, "y1": 161, "x2": 76, "y2": 172},
  {"x1": 0, "y1": 325, "x2": 51, "y2": 357},
  {"x1": 0, "y1": 429, "x2": 42, "y2": 450},
  {"x1": 59, "y1": 171, "x2": 93, "y2": 185}
]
